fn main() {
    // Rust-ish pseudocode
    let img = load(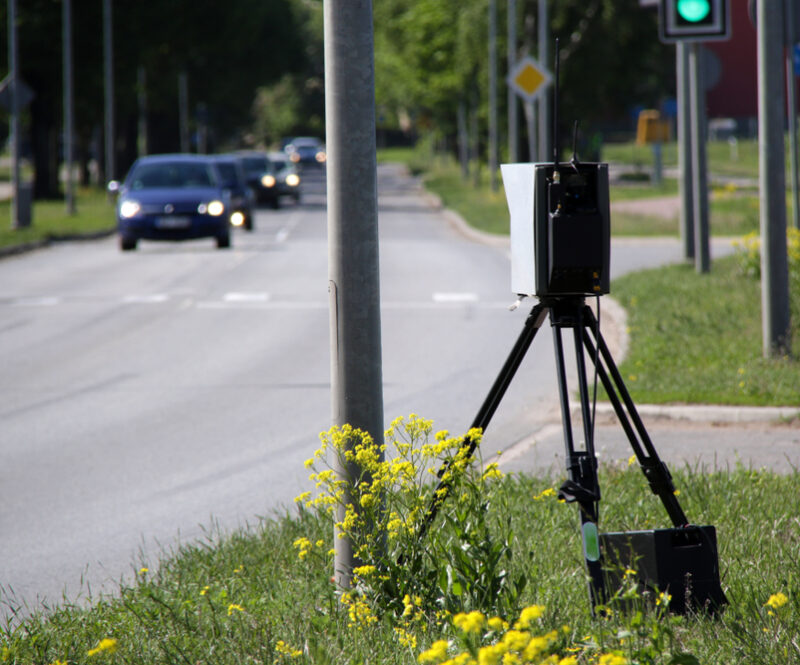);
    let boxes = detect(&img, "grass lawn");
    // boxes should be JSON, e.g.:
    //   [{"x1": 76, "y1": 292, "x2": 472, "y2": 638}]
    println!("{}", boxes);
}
[
  {"x1": 0, "y1": 187, "x2": 115, "y2": 250},
  {"x1": 2, "y1": 462, "x2": 797, "y2": 665}
]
